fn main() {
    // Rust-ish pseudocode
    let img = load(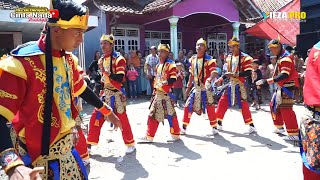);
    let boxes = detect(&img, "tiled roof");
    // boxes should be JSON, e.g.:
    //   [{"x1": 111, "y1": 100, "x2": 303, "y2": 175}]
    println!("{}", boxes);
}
[
  {"x1": 0, "y1": 0, "x2": 32, "y2": 10},
  {"x1": 252, "y1": 0, "x2": 293, "y2": 12},
  {"x1": 93, "y1": 0, "x2": 179, "y2": 14},
  {"x1": 142, "y1": 0, "x2": 177, "y2": 13},
  {"x1": 234, "y1": 0, "x2": 293, "y2": 23},
  {"x1": 94, "y1": 0, "x2": 143, "y2": 14}
]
